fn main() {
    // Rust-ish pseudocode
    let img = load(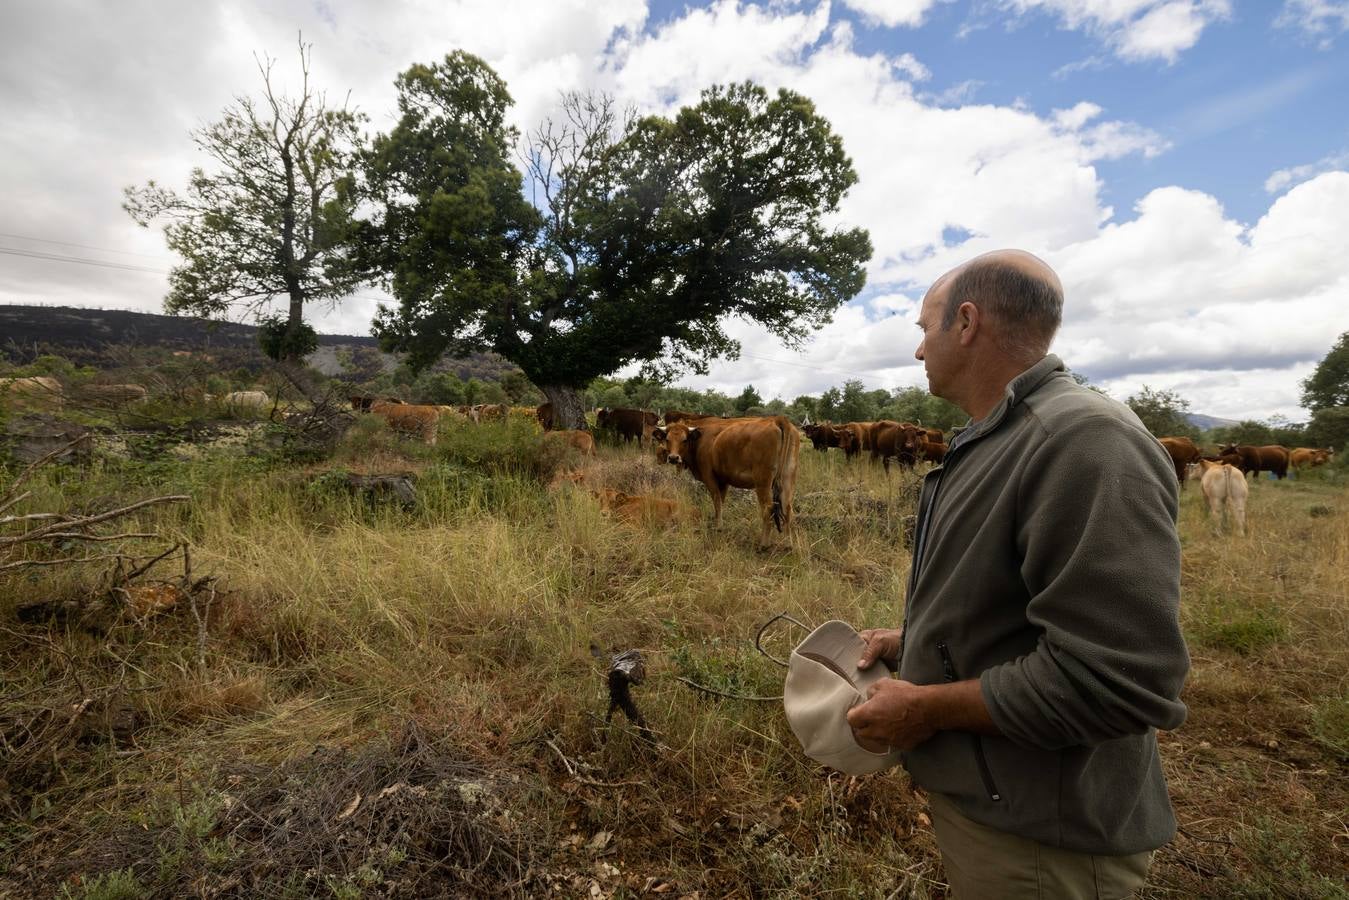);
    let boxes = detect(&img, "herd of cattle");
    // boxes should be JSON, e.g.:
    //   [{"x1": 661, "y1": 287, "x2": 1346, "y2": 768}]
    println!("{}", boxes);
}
[
  {"x1": 1157, "y1": 436, "x2": 1334, "y2": 536},
  {"x1": 4, "y1": 374, "x2": 1337, "y2": 545}
]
